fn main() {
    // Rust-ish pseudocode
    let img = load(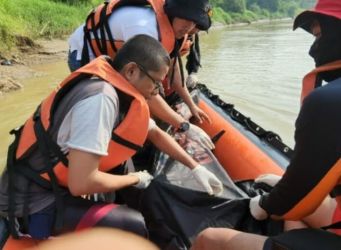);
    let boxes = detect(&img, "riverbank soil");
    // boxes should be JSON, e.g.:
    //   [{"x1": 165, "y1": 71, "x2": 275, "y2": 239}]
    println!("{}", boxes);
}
[{"x1": 0, "y1": 39, "x2": 68, "y2": 94}]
